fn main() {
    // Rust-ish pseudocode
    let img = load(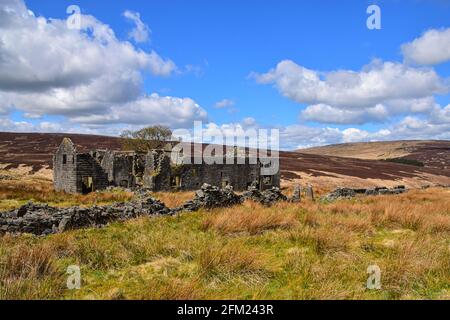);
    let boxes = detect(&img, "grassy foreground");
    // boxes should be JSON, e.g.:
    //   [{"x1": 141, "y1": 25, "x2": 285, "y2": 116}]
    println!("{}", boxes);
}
[{"x1": 0, "y1": 178, "x2": 449, "y2": 300}]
